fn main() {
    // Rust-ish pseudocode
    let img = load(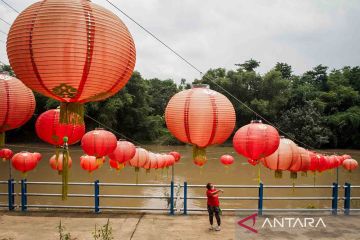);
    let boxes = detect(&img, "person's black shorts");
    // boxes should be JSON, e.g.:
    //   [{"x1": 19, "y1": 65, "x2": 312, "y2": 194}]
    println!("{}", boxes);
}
[{"x1": 207, "y1": 205, "x2": 220, "y2": 214}]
